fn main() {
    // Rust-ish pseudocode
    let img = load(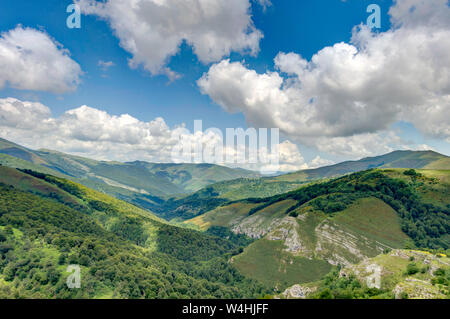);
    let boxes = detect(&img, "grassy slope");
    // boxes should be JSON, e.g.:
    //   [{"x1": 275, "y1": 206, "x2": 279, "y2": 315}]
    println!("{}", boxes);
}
[
  {"x1": 141, "y1": 163, "x2": 260, "y2": 192},
  {"x1": 0, "y1": 166, "x2": 81, "y2": 206},
  {"x1": 187, "y1": 202, "x2": 259, "y2": 231},
  {"x1": 332, "y1": 197, "x2": 409, "y2": 249},
  {"x1": 186, "y1": 199, "x2": 296, "y2": 236},
  {"x1": 35, "y1": 149, "x2": 259, "y2": 195},
  {"x1": 0, "y1": 153, "x2": 66, "y2": 178},
  {"x1": 225, "y1": 197, "x2": 409, "y2": 291},
  {"x1": 232, "y1": 239, "x2": 331, "y2": 289},
  {"x1": 278, "y1": 150, "x2": 450, "y2": 183}
]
